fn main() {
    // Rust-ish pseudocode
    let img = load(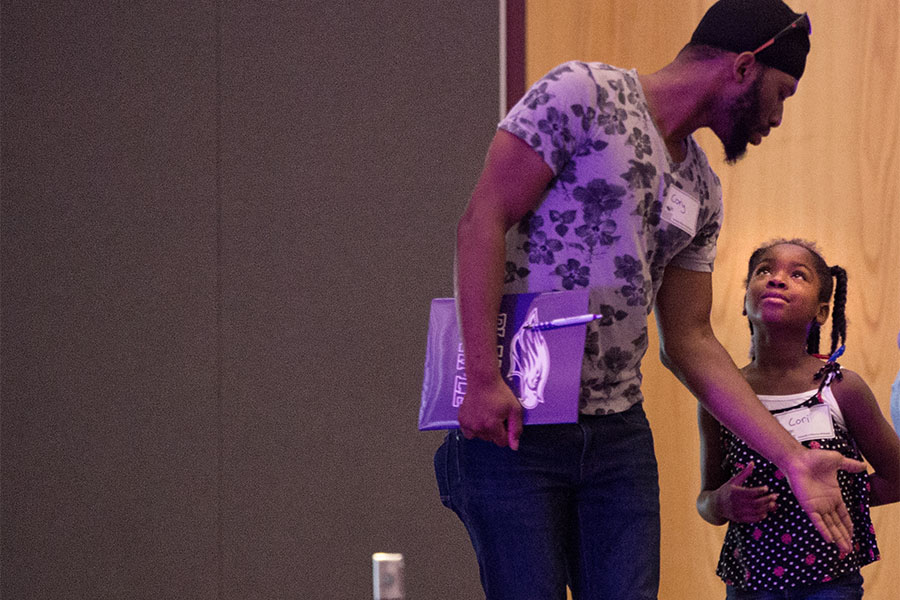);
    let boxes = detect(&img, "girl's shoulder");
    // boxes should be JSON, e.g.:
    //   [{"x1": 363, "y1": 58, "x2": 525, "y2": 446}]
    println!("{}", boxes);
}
[
  {"x1": 825, "y1": 367, "x2": 883, "y2": 435},
  {"x1": 826, "y1": 367, "x2": 869, "y2": 405}
]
